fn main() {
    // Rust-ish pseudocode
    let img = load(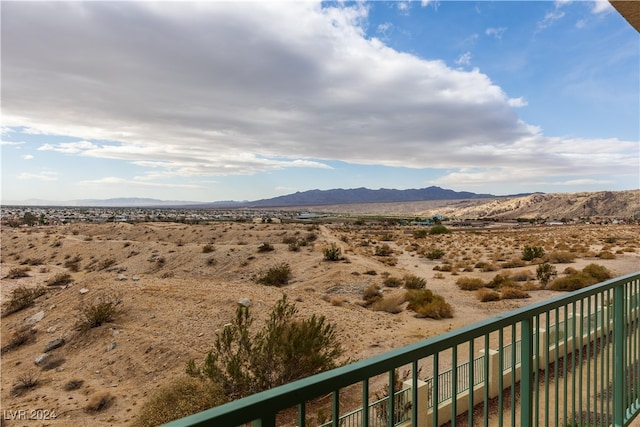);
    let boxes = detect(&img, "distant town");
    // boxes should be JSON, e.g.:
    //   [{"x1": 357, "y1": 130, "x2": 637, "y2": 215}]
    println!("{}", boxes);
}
[{"x1": 1, "y1": 205, "x2": 635, "y2": 228}]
